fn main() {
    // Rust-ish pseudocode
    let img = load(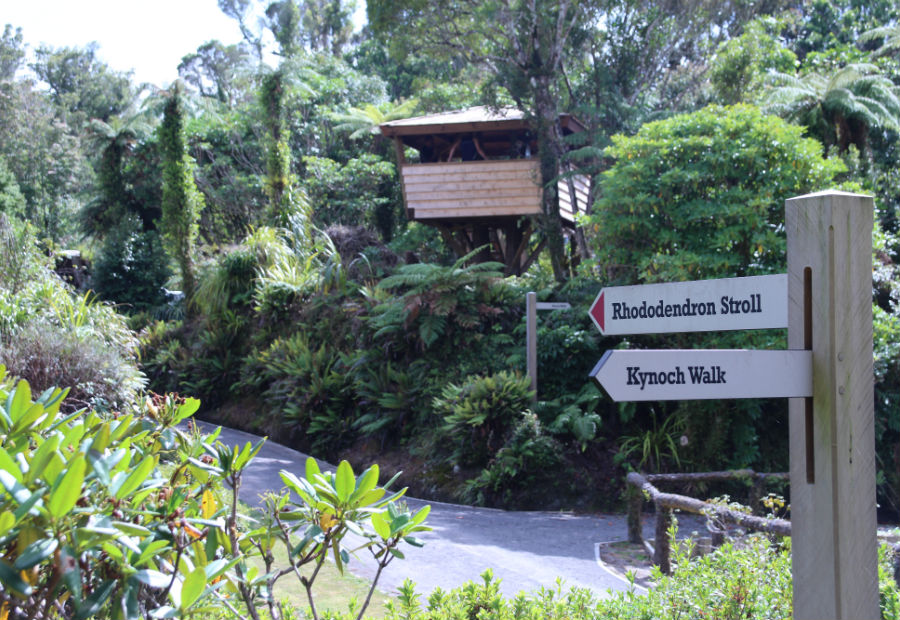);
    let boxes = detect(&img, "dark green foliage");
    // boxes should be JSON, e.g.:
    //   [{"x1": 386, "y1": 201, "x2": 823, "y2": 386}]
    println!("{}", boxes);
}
[
  {"x1": 240, "y1": 332, "x2": 357, "y2": 456},
  {"x1": 710, "y1": 17, "x2": 798, "y2": 105},
  {"x1": 178, "y1": 39, "x2": 253, "y2": 106},
  {"x1": 0, "y1": 217, "x2": 144, "y2": 411},
  {"x1": 159, "y1": 81, "x2": 204, "y2": 305},
  {"x1": 302, "y1": 153, "x2": 402, "y2": 241},
  {"x1": 0, "y1": 156, "x2": 25, "y2": 219},
  {"x1": 369, "y1": 253, "x2": 511, "y2": 353},
  {"x1": 874, "y1": 305, "x2": 900, "y2": 512},
  {"x1": 462, "y1": 412, "x2": 570, "y2": 508},
  {"x1": 31, "y1": 42, "x2": 134, "y2": 125},
  {"x1": 260, "y1": 70, "x2": 295, "y2": 225},
  {"x1": 537, "y1": 383, "x2": 604, "y2": 451},
  {"x1": 187, "y1": 109, "x2": 266, "y2": 240},
  {"x1": 785, "y1": 0, "x2": 900, "y2": 60},
  {"x1": 92, "y1": 214, "x2": 171, "y2": 312},
  {"x1": 434, "y1": 371, "x2": 534, "y2": 468},
  {"x1": 351, "y1": 358, "x2": 428, "y2": 438}
]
